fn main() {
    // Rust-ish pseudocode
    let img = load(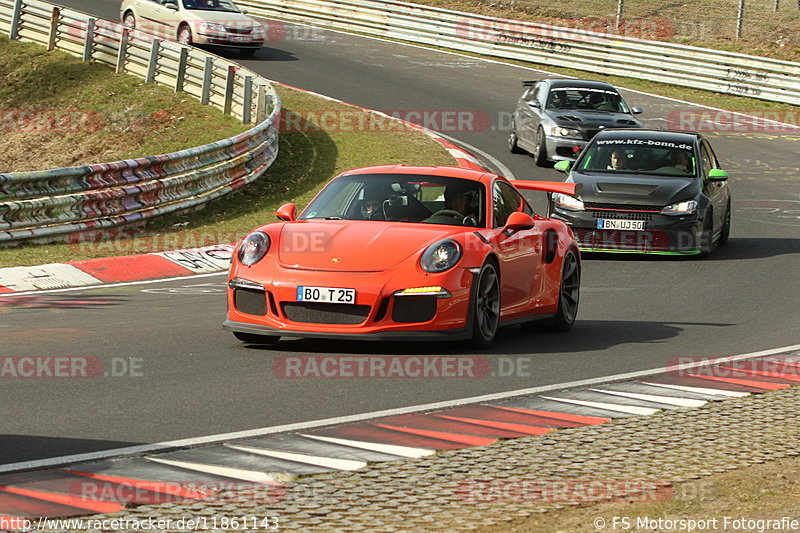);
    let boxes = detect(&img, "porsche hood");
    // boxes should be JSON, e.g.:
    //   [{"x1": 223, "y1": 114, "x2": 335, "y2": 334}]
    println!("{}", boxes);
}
[{"x1": 275, "y1": 221, "x2": 462, "y2": 271}]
